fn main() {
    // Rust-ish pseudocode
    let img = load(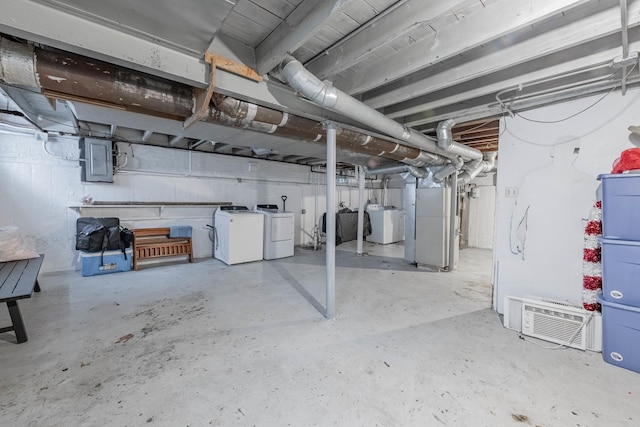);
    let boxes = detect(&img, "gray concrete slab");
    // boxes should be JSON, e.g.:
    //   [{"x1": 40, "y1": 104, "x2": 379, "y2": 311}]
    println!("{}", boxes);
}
[{"x1": 1, "y1": 243, "x2": 638, "y2": 426}]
